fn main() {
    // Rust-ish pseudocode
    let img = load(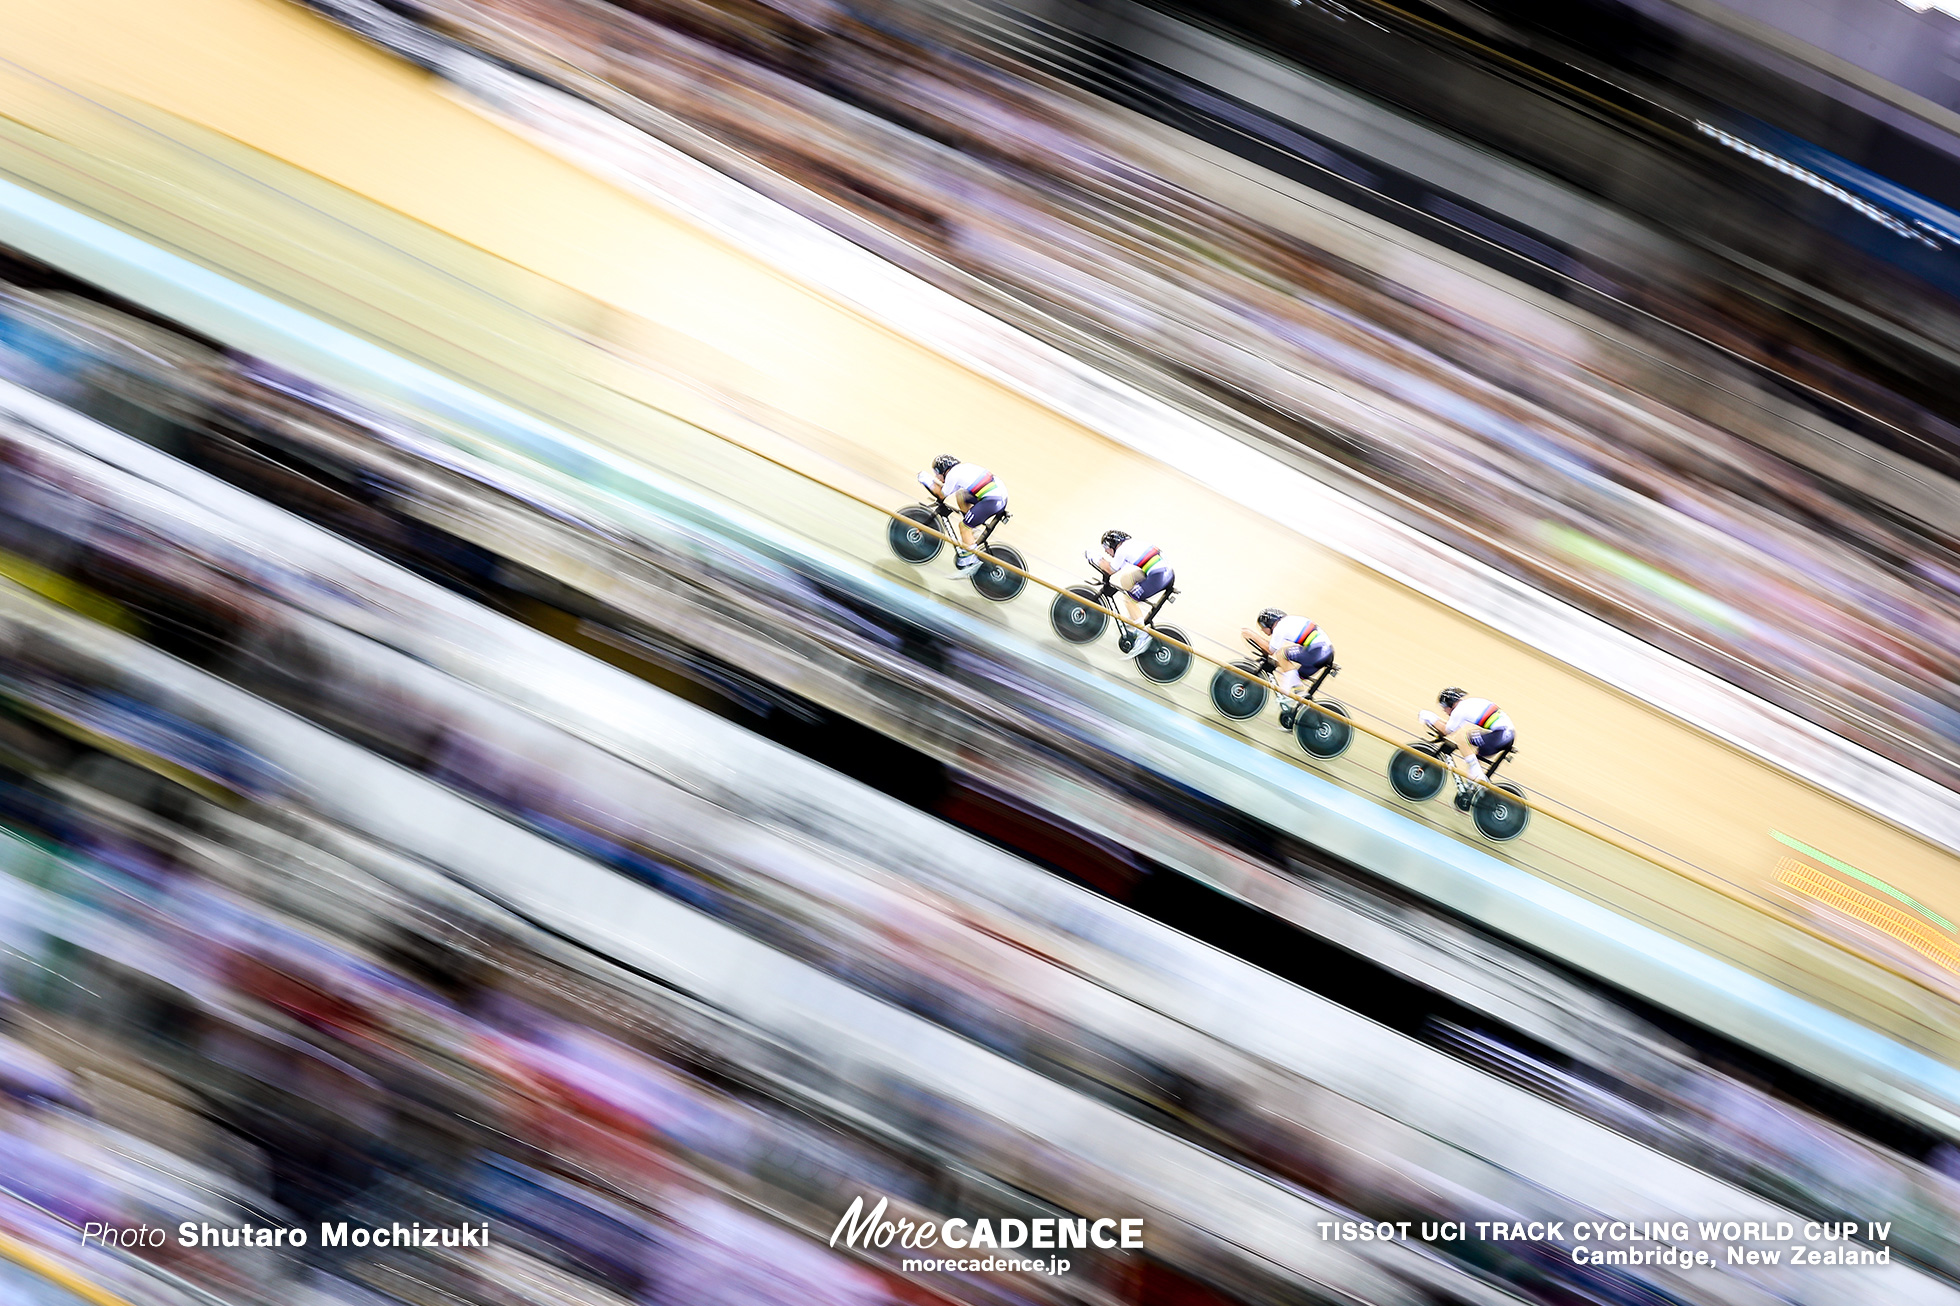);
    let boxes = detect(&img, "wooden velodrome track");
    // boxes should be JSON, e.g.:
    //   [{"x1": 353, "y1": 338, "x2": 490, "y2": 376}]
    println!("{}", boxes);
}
[{"x1": 3, "y1": 0, "x2": 1959, "y2": 1069}]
